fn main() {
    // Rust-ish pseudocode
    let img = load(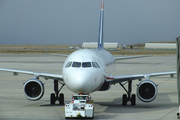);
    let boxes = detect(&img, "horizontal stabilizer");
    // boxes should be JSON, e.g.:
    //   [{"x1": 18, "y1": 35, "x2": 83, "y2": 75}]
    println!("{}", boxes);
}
[
  {"x1": 52, "y1": 53, "x2": 69, "y2": 57},
  {"x1": 115, "y1": 55, "x2": 153, "y2": 60}
]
